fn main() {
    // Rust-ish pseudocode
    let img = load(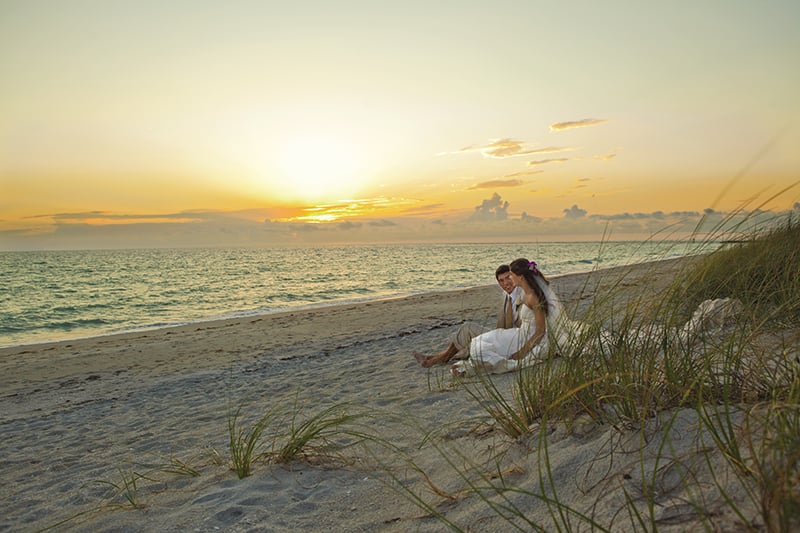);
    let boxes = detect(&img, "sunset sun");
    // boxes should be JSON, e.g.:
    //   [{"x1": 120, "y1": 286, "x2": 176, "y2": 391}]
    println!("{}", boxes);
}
[{"x1": 277, "y1": 136, "x2": 366, "y2": 203}]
